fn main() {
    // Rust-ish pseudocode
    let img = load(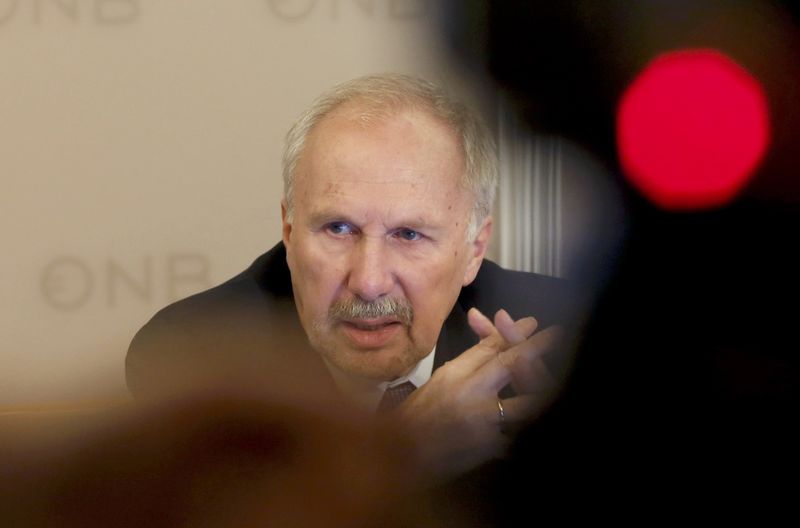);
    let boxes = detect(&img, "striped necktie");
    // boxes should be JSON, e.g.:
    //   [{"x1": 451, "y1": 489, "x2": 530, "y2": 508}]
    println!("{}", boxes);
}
[{"x1": 376, "y1": 381, "x2": 416, "y2": 412}]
